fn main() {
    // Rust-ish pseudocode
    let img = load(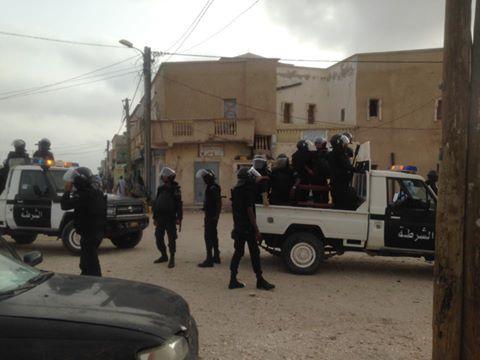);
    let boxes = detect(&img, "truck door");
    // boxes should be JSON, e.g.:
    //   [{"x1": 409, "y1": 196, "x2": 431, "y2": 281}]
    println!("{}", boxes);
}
[
  {"x1": 384, "y1": 178, "x2": 436, "y2": 251},
  {"x1": 9, "y1": 170, "x2": 53, "y2": 230}
]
